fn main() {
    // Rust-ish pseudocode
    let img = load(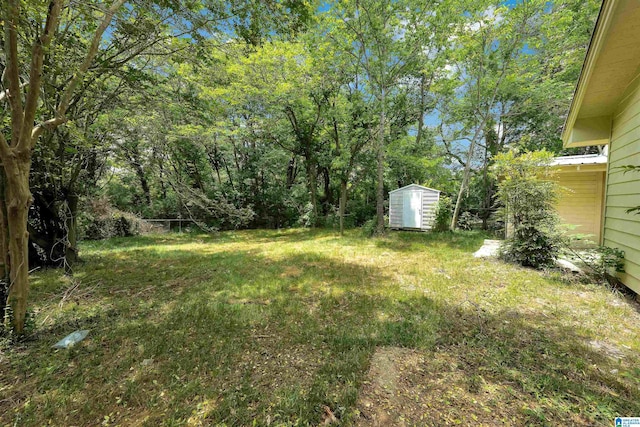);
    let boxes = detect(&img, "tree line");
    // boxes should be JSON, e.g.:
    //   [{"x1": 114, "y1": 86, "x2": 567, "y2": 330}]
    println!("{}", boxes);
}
[{"x1": 1, "y1": 0, "x2": 599, "y2": 333}]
